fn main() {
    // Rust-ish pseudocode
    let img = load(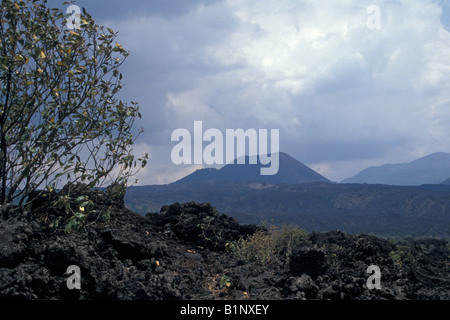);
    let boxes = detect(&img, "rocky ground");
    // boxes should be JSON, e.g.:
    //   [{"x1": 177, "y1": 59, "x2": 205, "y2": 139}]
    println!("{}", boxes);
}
[{"x1": 0, "y1": 183, "x2": 449, "y2": 300}]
